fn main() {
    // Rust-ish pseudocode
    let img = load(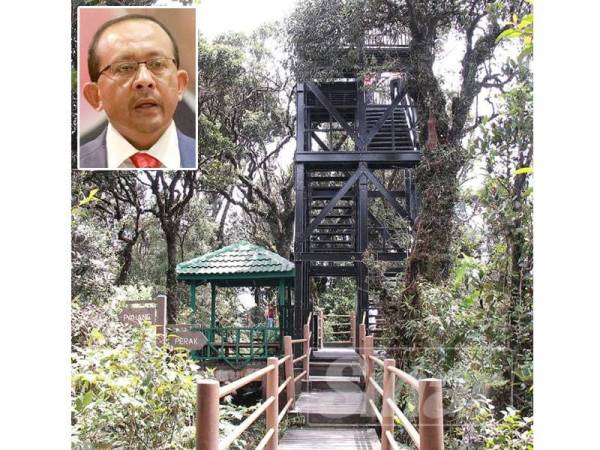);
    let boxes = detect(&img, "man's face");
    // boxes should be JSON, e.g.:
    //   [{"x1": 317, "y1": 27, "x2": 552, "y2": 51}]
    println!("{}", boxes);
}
[{"x1": 84, "y1": 19, "x2": 188, "y2": 148}]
